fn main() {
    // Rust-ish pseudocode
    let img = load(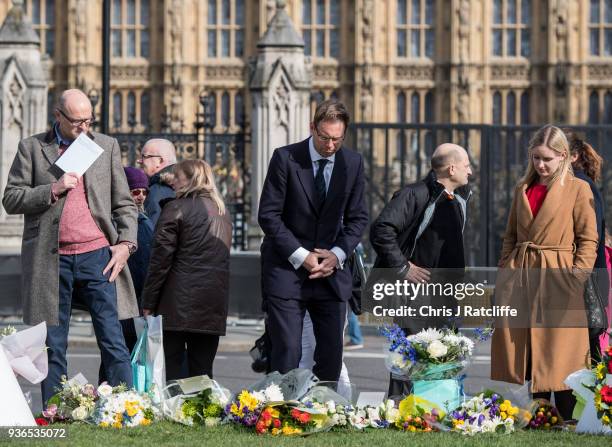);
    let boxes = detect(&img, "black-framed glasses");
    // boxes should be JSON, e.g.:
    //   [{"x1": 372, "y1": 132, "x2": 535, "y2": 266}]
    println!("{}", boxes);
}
[
  {"x1": 314, "y1": 127, "x2": 345, "y2": 144},
  {"x1": 137, "y1": 154, "x2": 163, "y2": 164},
  {"x1": 57, "y1": 109, "x2": 94, "y2": 128}
]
